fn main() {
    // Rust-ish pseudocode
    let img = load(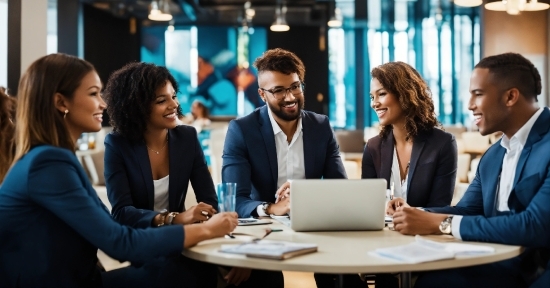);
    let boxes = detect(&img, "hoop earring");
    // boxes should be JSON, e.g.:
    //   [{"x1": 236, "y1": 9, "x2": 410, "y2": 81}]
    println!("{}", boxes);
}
[{"x1": 64, "y1": 110, "x2": 69, "y2": 119}]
